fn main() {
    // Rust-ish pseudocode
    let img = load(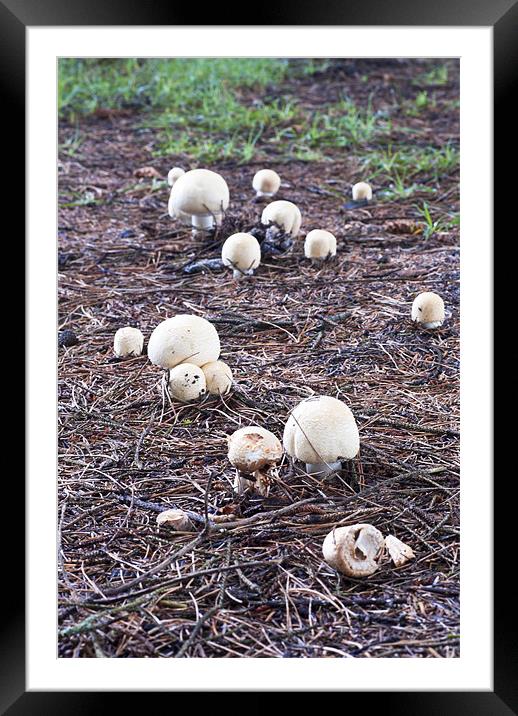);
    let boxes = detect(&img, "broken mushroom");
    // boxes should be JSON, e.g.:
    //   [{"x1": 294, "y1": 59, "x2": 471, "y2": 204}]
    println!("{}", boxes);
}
[
  {"x1": 227, "y1": 426, "x2": 282, "y2": 496},
  {"x1": 352, "y1": 181, "x2": 372, "y2": 202},
  {"x1": 168, "y1": 363, "x2": 207, "y2": 402},
  {"x1": 283, "y1": 395, "x2": 360, "y2": 477},
  {"x1": 113, "y1": 326, "x2": 144, "y2": 358},
  {"x1": 167, "y1": 166, "x2": 185, "y2": 186},
  {"x1": 261, "y1": 200, "x2": 302, "y2": 238},
  {"x1": 147, "y1": 314, "x2": 220, "y2": 369},
  {"x1": 322, "y1": 524, "x2": 384, "y2": 577},
  {"x1": 411, "y1": 291, "x2": 445, "y2": 329},
  {"x1": 168, "y1": 168, "x2": 229, "y2": 231},
  {"x1": 157, "y1": 509, "x2": 193, "y2": 531},
  {"x1": 221, "y1": 232, "x2": 261, "y2": 278},
  {"x1": 202, "y1": 360, "x2": 233, "y2": 395},
  {"x1": 385, "y1": 534, "x2": 415, "y2": 567},
  {"x1": 304, "y1": 229, "x2": 337, "y2": 260},
  {"x1": 252, "y1": 169, "x2": 281, "y2": 198}
]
